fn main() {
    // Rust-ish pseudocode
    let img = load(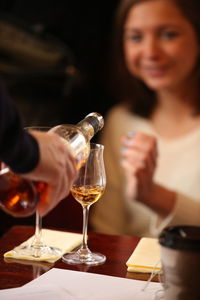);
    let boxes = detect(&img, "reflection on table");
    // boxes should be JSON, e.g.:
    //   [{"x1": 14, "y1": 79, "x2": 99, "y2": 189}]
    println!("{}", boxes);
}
[{"x1": 0, "y1": 225, "x2": 158, "y2": 290}]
